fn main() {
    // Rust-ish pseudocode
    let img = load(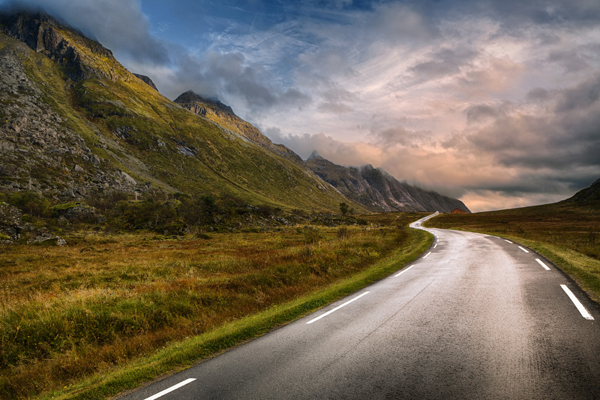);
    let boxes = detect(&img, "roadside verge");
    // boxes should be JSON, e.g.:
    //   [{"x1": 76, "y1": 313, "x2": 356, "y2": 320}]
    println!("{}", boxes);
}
[{"x1": 43, "y1": 228, "x2": 432, "y2": 400}]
